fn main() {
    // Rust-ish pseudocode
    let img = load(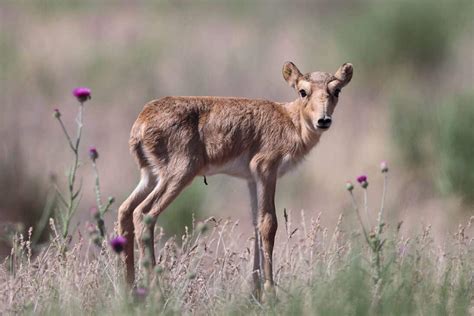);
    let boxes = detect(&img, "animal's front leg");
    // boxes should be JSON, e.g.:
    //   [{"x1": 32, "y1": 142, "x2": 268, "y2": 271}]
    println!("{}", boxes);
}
[
  {"x1": 253, "y1": 166, "x2": 278, "y2": 297},
  {"x1": 248, "y1": 181, "x2": 263, "y2": 300}
]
